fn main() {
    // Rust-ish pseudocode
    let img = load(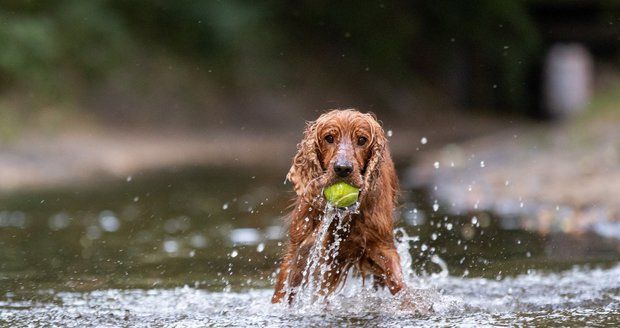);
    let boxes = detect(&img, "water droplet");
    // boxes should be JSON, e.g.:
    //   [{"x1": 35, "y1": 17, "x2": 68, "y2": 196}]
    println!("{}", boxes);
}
[
  {"x1": 230, "y1": 249, "x2": 238, "y2": 258},
  {"x1": 256, "y1": 243, "x2": 265, "y2": 252},
  {"x1": 222, "y1": 203, "x2": 229, "y2": 210},
  {"x1": 163, "y1": 240, "x2": 179, "y2": 253},
  {"x1": 420, "y1": 137, "x2": 428, "y2": 144},
  {"x1": 433, "y1": 161, "x2": 440, "y2": 169},
  {"x1": 386, "y1": 130, "x2": 393, "y2": 137},
  {"x1": 265, "y1": 226, "x2": 283, "y2": 240},
  {"x1": 99, "y1": 211, "x2": 120, "y2": 232},
  {"x1": 230, "y1": 228, "x2": 260, "y2": 245}
]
